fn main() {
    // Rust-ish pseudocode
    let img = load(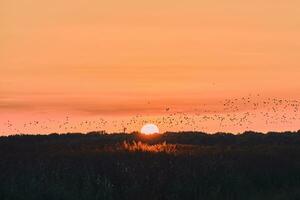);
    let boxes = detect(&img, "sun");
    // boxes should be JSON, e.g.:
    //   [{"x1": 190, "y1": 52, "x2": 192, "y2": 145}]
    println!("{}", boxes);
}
[{"x1": 141, "y1": 124, "x2": 160, "y2": 135}]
